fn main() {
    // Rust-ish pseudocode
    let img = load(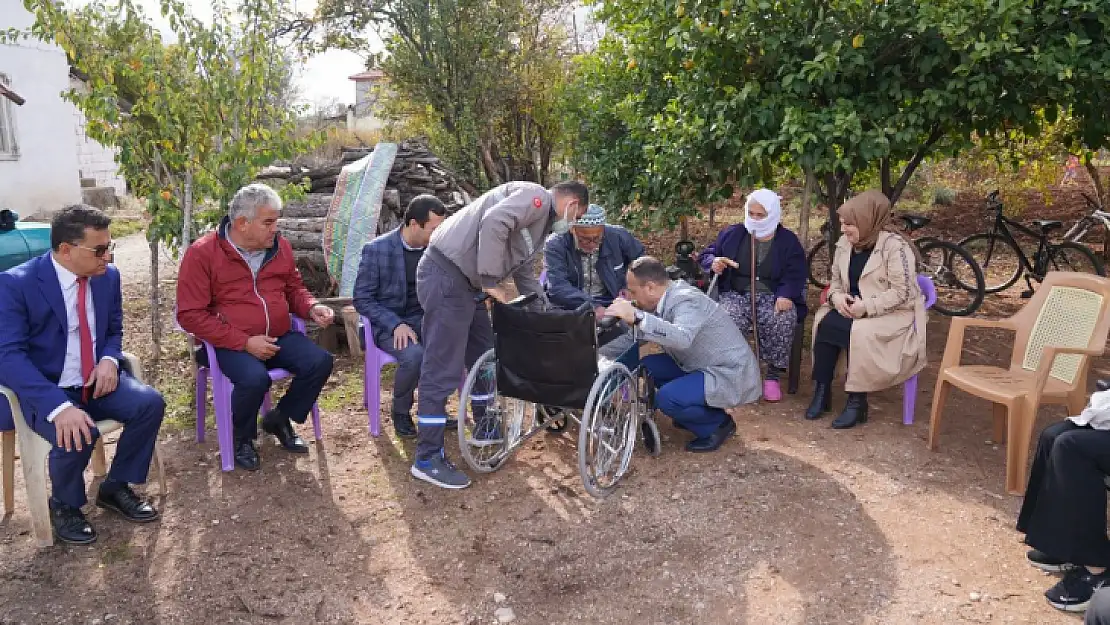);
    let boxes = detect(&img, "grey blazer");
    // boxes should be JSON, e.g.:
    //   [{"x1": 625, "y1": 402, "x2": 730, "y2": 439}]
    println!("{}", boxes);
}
[{"x1": 638, "y1": 280, "x2": 762, "y2": 408}]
